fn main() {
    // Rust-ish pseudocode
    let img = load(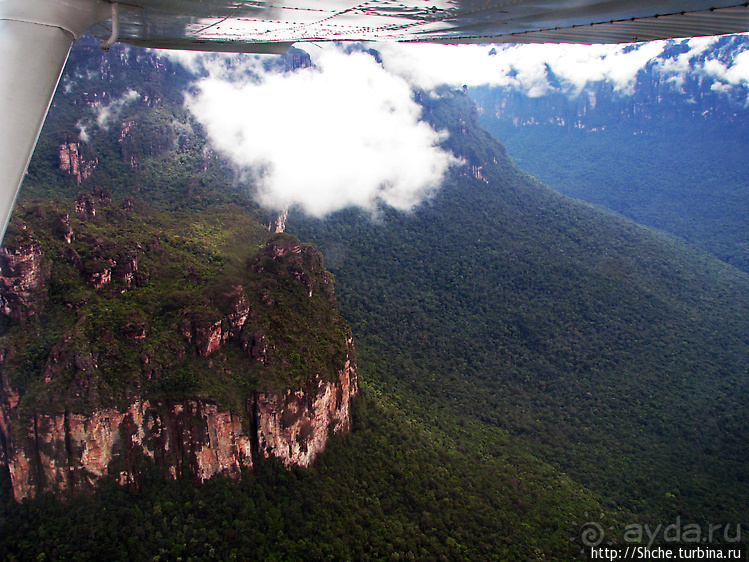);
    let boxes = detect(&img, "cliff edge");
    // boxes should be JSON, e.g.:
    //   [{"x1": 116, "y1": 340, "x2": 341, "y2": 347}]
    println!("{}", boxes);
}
[{"x1": 0, "y1": 195, "x2": 357, "y2": 500}]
